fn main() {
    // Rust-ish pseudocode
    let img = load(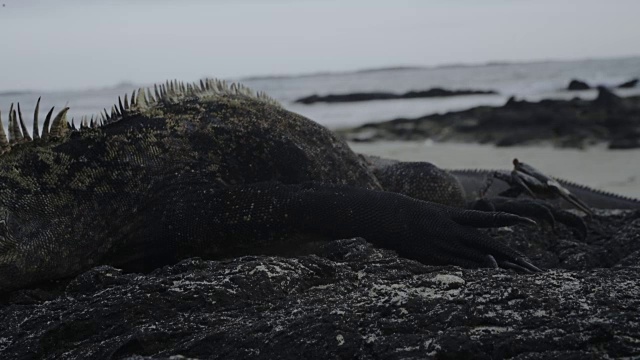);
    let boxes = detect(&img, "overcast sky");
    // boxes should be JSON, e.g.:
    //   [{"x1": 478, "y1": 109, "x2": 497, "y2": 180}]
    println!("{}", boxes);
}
[{"x1": 1, "y1": 0, "x2": 639, "y2": 91}]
